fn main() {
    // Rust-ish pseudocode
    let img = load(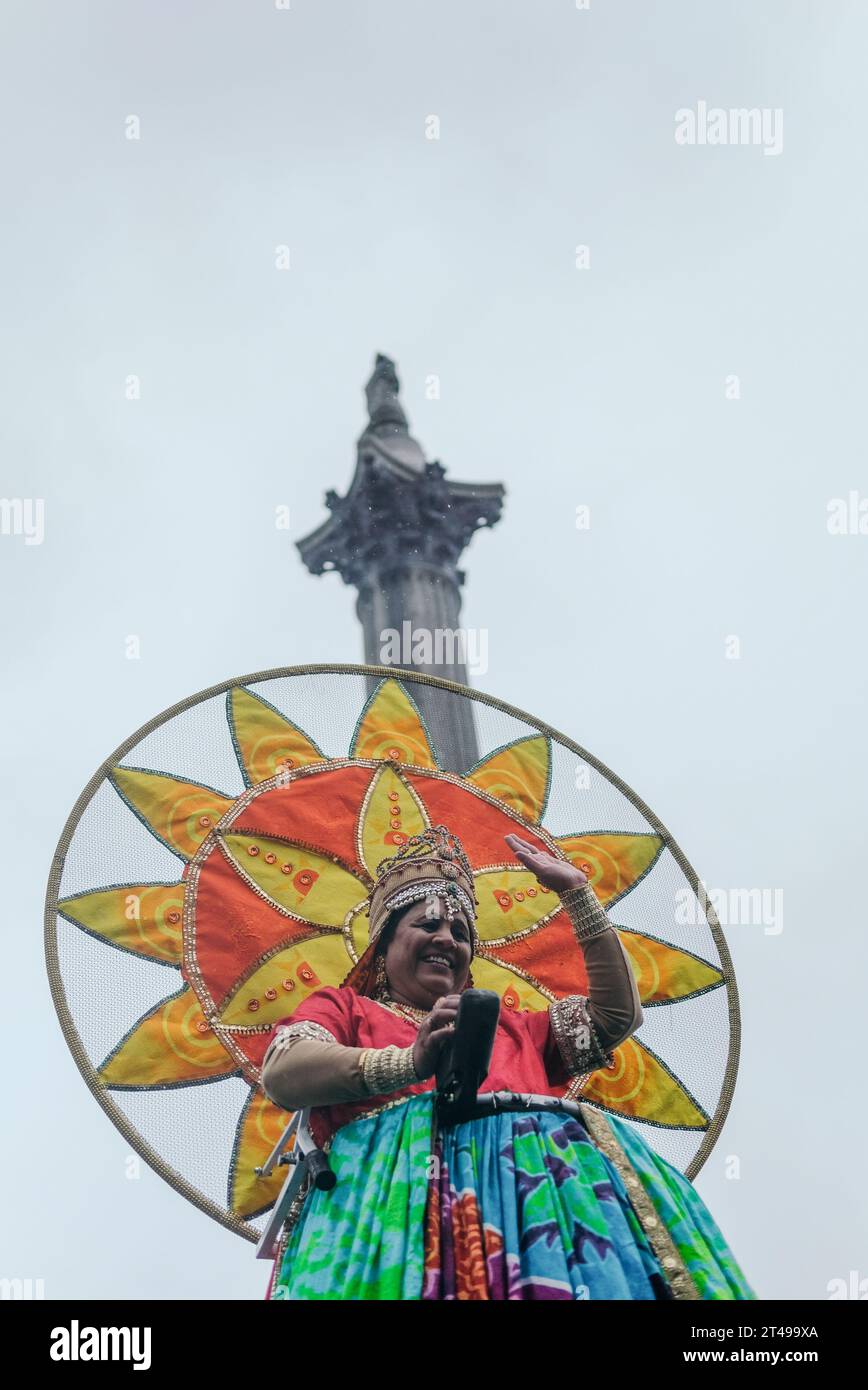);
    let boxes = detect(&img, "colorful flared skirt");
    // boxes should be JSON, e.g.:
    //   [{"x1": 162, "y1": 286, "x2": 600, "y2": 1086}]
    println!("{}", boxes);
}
[{"x1": 267, "y1": 1094, "x2": 756, "y2": 1301}]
